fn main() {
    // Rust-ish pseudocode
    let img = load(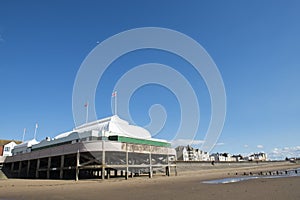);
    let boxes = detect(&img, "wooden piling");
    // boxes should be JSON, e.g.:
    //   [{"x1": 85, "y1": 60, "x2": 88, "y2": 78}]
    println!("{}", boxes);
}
[
  {"x1": 75, "y1": 150, "x2": 80, "y2": 181},
  {"x1": 36, "y1": 158, "x2": 40, "y2": 178},
  {"x1": 60, "y1": 155, "x2": 64, "y2": 179},
  {"x1": 101, "y1": 140, "x2": 105, "y2": 180},
  {"x1": 125, "y1": 143, "x2": 129, "y2": 180},
  {"x1": 10, "y1": 162, "x2": 14, "y2": 174},
  {"x1": 47, "y1": 157, "x2": 51, "y2": 179},
  {"x1": 18, "y1": 161, "x2": 22, "y2": 177},
  {"x1": 149, "y1": 149, "x2": 152, "y2": 178},
  {"x1": 26, "y1": 160, "x2": 30, "y2": 178}
]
